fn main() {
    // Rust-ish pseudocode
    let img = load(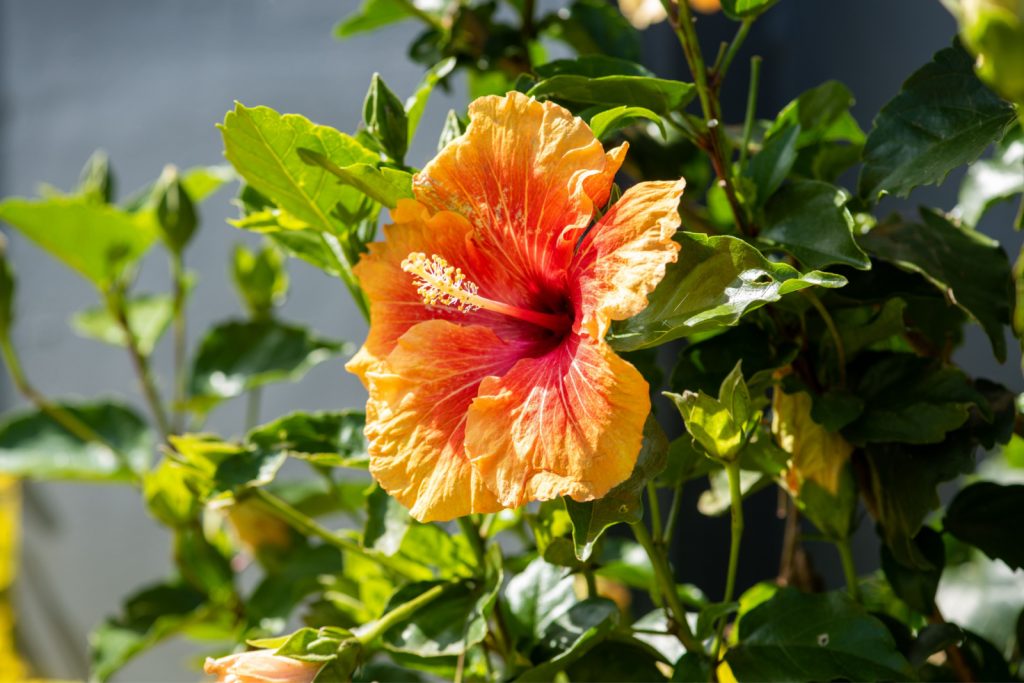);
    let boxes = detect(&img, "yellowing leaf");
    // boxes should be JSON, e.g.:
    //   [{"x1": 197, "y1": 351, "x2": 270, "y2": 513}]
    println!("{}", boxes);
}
[{"x1": 772, "y1": 384, "x2": 853, "y2": 496}]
